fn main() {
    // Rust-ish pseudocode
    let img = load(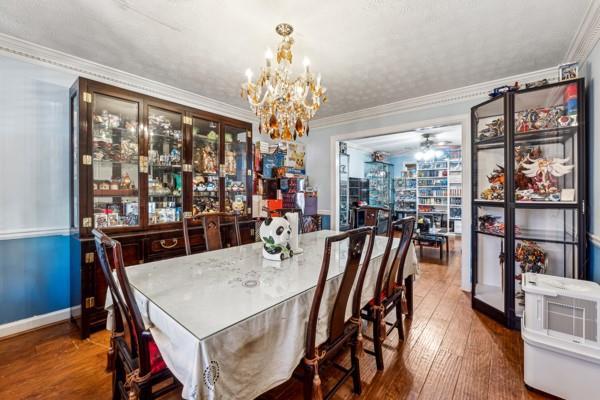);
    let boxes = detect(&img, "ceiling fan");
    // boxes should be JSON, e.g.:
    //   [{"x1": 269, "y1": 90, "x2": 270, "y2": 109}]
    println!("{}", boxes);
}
[{"x1": 415, "y1": 133, "x2": 444, "y2": 160}]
